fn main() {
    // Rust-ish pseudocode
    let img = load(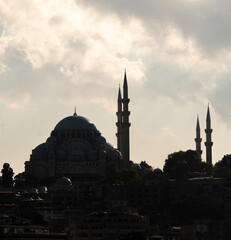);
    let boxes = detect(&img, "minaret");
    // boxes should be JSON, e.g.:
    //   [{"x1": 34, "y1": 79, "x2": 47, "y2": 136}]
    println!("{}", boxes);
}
[
  {"x1": 116, "y1": 86, "x2": 122, "y2": 152},
  {"x1": 204, "y1": 104, "x2": 213, "y2": 164},
  {"x1": 116, "y1": 71, "x2": 131, "y2": 168},
  {"x1": 122, "y1": 71, "x2": 131, "y2": 167},
  {"x1": 195, "y1": 115, "x2": 202, "y2": 159}
]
